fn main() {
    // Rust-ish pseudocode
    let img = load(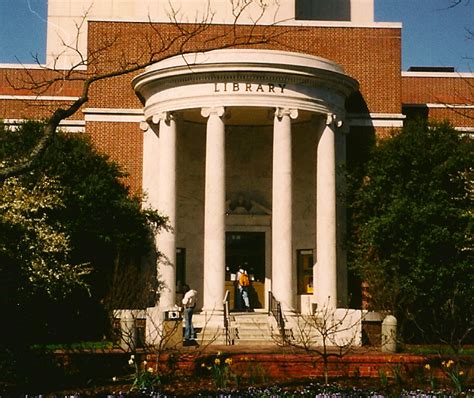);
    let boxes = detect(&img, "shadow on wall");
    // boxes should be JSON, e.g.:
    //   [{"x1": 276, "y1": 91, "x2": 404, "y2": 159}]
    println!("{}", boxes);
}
[
  {"x1": 345, "y1": 90, "x2": 377, "y2": 309},
  {"x1": 295, "y1": 0, "x2": 350, "y2": 21}
]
